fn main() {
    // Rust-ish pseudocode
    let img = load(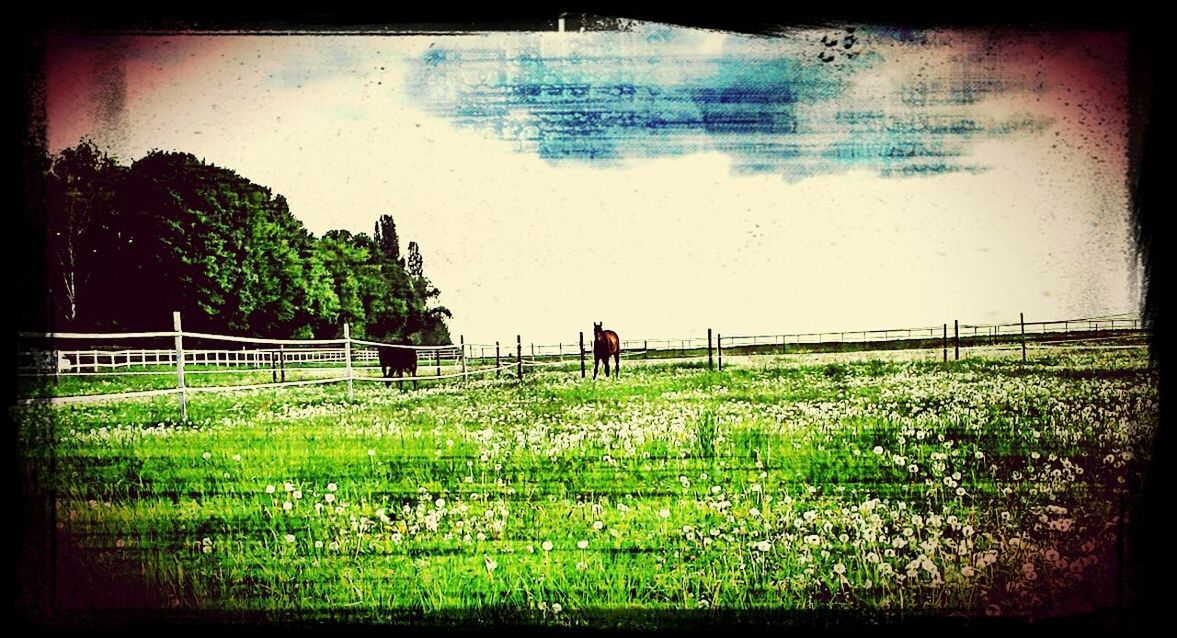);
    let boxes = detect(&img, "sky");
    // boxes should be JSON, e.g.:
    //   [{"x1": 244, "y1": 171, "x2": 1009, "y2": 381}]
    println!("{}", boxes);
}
[{"x1": 44, "y1": 23, "x2": 1141, "y2": 345}]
